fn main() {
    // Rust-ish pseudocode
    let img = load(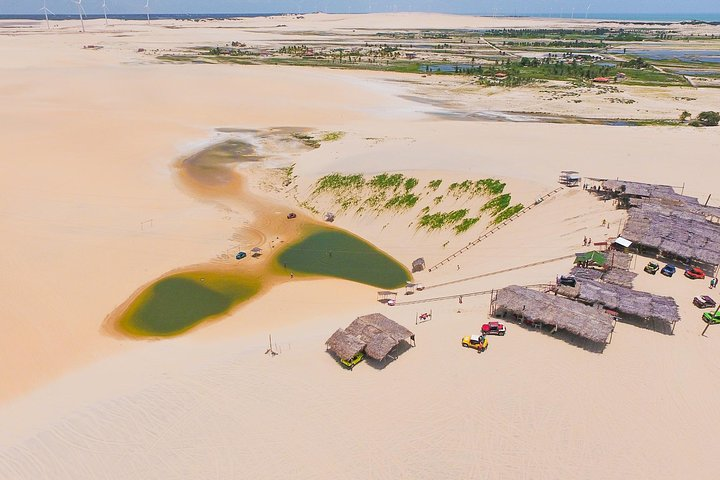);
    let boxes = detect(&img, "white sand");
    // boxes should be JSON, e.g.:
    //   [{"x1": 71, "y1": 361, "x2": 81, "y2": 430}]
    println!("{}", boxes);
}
[{"x1": 1, "y1": 14, "x2": 720, "y2": 479}]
